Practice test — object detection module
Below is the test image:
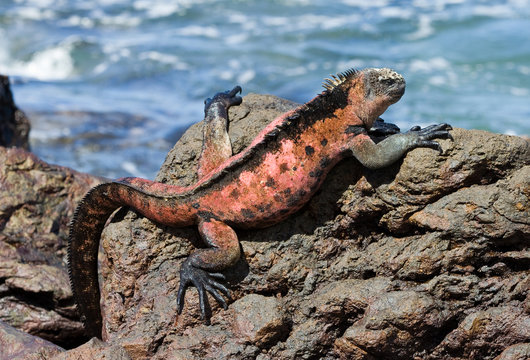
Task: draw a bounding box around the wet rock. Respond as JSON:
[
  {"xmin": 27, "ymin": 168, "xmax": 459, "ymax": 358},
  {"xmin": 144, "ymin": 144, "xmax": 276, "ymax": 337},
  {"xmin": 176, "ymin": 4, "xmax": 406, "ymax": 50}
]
[
  {"xmin": 0, "ymin": 146, "xmax": 102, "ymax": 347},
  {"xmin": 0, "ymin": 75, "xmax": 30, "ymax": 149}
]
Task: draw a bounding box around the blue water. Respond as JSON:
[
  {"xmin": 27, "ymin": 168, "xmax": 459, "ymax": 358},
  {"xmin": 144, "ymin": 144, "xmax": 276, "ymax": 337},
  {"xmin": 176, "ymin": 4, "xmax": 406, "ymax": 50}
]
[{"xmin": 1, "ymin": 0, "xmax": 529, "ymax": 178}]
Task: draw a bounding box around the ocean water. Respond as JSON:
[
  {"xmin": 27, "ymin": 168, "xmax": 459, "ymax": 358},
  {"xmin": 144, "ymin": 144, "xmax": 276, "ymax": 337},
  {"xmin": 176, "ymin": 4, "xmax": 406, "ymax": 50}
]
[{"xmin": 1, "ymin": 0, "xmax": 529, "ymax": 179}]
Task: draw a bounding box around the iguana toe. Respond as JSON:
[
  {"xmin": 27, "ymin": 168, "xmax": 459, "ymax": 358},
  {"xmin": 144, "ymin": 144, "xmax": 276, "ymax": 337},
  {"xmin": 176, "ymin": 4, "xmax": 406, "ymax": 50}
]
[
  {"xmin": 176, "ymin": 259, "xmax": 232, "ymax": 321},
  {"xmin": 204, "ymin": 86, "xmax": 243, "ymax": 112}
]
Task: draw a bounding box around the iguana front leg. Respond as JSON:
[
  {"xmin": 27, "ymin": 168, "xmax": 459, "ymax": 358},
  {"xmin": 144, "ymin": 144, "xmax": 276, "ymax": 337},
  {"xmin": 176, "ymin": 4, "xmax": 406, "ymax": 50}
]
[
  {"xmin": 176, "ymin": 218, "xmax": 240, "ymax": 320},
  {"xmin": 351, "ymin": 123, "xmax": 452, "ymax": 169},
  {"xmin": 368, "ymin": 117, "xmax": 401, "ymax": 137}
]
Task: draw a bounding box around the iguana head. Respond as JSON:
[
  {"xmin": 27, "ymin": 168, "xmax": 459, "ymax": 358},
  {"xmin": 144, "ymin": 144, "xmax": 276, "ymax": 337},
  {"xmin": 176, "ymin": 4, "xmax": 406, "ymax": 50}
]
[{"xmin": 323, "ymin": 67, "xmax": 406, "ymax": 129}]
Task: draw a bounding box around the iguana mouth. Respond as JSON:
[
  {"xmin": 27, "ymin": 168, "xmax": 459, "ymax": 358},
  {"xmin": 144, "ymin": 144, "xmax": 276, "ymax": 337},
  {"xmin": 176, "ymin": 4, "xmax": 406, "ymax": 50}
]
[{"xmin": 389, "ymin": 81, "xmax": 406, "ymax": 101}]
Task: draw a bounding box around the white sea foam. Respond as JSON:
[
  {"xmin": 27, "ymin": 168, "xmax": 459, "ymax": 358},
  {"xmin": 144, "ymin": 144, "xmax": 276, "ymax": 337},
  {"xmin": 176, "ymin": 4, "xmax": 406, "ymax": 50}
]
[
  {"xmin": 138, "ymin": 51, "xmax": 189, "ymax": 70},
  {"xmin": 13, "ymin": 6, "xmax": 55, "ymax": 20},
  {"xmin": 99, "ymin": 13, "xmax": 142, "ymax": 27},
  {"xmin": 133, "ymin": 0, "xmax": 180, "ymax": 18},
  {"xmin": 225, "ymin": 33, "xmax": 248, "ymax": 45},
  {"xmin": 341, "ymin": 0, "xmax": 389, "ymax": 8},
  {"xmin": 175, "ymin": 25, "xmax": 220, "ymax": 38},
  {"xmin": 428, "ymin": 76, "xmax": 447, "ymax": 86},
  {"xmin": 61, "ymin": 15, "xmax": 96, "ymax": 28},
  {"xmin": 5, "ymin": 43, "xmax": 74, "ymax": 81},
  {"xmin": 518, "ymin": 66, "xmax": 530, "ymax": 75},
  {"xmin": 237, "ymin": 70, "xmax": 256, "ymax": 84},
  {"xmin": 407, "ymin": 14, "xmax": 434, "ymax": 40},
  {"xmin": 122, "ymin": 161, "xmax": 145, "ymax": 177},
  {"xmin": 285, "ymin": 66, "xmax": 308, "ymax": 77},
  {"xmin": 412, "ymin": 0, "xmax": 465, "ymax": 11},
  {"xmin": 473, "ymin": 5, "xmax": 516, "ymax": 18},
  {"xmin": 509, "ymin": 87, "xmax": 529, "ymax": 97},
  {"xmin": 257, "ymin": 13, "xmax": 363, "ymax": 34},
  {"xmin": 379, "ymin": 6, "xmax": 414, "ymax": 19},
  {"xmin": 409, "ymin": 57, "xmax": 451, "ymax": 73}
]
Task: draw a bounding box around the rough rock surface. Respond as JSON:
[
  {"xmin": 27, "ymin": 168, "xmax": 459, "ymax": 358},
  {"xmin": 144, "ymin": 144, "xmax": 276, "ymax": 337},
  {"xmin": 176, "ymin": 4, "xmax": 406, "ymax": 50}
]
[
  {"xmin": 2, "ymin": 93, "xmax": 529, "ymax": 359},
  {"xmin": 0, "ymin": 320, "xmax": 64, "ymax": 359},
  {"xmin": 0, "ymin": 75, "xmax": 30, "ymax": 150},
  {"xmin": 0, "ymin": 146, "xmax": 102, "ymax": 348}
]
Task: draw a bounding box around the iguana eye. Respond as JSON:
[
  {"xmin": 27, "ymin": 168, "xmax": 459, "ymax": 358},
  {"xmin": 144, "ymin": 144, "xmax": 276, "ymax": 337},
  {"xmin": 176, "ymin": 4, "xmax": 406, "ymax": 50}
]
[{"xmin": 380, "ymin": 78, "xmax": 395, "ymax": 85}]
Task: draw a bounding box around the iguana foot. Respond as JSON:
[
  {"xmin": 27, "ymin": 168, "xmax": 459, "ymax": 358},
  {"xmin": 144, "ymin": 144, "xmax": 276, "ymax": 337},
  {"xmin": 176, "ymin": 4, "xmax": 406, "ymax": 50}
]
[
  {"xmin": 369, "ymin": 117, "xmax": 401, "ymax": 137},
  {"xmin": 204, "ymin": 86, "xmax": 242, "ymax": 113},
  {"xmin": 407, "ymin": 123, "xmax": 453, "ymax": 153},
  {"xmin": 176, "ymin": 258, "xmax": 232, "ymax": 322}
]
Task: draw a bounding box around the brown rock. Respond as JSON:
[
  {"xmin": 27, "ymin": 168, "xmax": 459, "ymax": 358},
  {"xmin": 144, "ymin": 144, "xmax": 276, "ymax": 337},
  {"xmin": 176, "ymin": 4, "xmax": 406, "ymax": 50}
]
[
  {"xmin": 0, "ymin": 320, "xmax": 64, "ymax": 359},
  {"xmin": 494, "ymin": 343, "xmax": 530, "ymax": 360},
  {"xmin": 5, "ymin": 93, "xmax": 526, "ymax": 359},
  {"xmin": 334, "ymin": 291, "xmax": 453, "ymax": 359},
  {"xmin": 0, "ymin": 146, "xmax": 102, "ymax": 347},
  {"xmin": 94, "ymin": 94, "xmax": 528, "ymax": 359},
  {"xmin": 52, "ymin": 338, "xmax": 132, "ymax": 360},
  {"xmin": 230, "ymin": 294, "xmax": 288, "ymax": 348},
  {"xmin": 0, "ymin": 75, "xmax": 30, "ymax": 150},
  {"xmin": 429, "ymin": 305, "xmax": 530, "ymax": 359}
]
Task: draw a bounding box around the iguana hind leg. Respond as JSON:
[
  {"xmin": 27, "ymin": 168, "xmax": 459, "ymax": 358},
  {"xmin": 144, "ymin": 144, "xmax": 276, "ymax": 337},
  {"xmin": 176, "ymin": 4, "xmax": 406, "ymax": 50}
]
[
  {"xmin": 176, "ymin": 218, "xmax": 240, "ymax": 321},
  {"xmin": 178, "ymin": 87, "xmax": 242, "ymax": 320},
  {"xmin": 197, "ymin": 86, "xmax": 242, "ymax": 179}
]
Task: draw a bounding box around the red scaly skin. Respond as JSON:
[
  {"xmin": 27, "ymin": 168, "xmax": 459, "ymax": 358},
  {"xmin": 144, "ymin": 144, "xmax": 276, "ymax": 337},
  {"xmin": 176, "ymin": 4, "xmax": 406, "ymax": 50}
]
[{"xmin": 68, "ymin": 68, "xmax": 452, "ymax": 338}]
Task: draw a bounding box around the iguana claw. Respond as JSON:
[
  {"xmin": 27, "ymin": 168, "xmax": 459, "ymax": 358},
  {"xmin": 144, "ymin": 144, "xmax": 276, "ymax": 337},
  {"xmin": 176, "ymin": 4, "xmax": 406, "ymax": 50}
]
[
  {"xmin": 176, "ymin": 258, "xmax": 232, "ymax": 321},
  {"xmin": 204, "ymin": 86, "xmax": 243, "ymax": 111},
  {"xmin": 407, "ymin": 123, "xmax": 453, "ymax": 153}
]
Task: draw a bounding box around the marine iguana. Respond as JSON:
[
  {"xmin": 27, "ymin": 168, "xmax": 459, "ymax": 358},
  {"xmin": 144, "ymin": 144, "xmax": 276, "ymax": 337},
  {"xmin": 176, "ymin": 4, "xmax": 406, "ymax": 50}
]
[{"xmin": 68, "ymin": 68, "xmax": 452, "ymax": 339}]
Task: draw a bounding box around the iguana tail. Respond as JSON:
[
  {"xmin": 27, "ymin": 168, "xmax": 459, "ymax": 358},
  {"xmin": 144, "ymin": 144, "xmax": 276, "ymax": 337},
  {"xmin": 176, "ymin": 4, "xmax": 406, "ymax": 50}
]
[
  {"xmin": 68, "ymin": 179, "xmax": 196, "ymax": 339},
  {"xmin": 68, "ymin": 183, "xmax": 122, "ymax": 339}
]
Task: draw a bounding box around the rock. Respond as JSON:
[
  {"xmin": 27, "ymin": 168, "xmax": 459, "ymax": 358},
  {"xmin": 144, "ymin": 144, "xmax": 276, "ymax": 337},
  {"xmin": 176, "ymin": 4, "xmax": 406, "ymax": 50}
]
[
  {"xmin": 4, "ymin": 93, "xmax": 528, "ymax": 359},
  {"xmin": 0, "ymin": 146, "xmax": 102, "ymax": 347},
  {"xmin": 334, "ymin": 290, "xmax": 453, "ymax": 359},
  {"xmin": 0, "ymin": 75, "xmax": 30, "ymax": 149},
  {"xmin": 0, "ymin": 320, "xmax": 64, "ymax": 359},
  {"xmin": 52, "ymin": 338, "xmax": 132, "ymax": 360},
  {"xmin": 494, "ymin": 343, "xmax": 530, "ymax": 360},
  {"xmin": 230, "ymin": 294, "xmax": 288, "ymax": 348},
  {"xmin": 89, "ymin": 93, "xmax": 530, "ymax": 359},
  {"xmin": 93, "ymin": 94, "xmax": 529, "ymax": 359},
  {"xmin": 428, "ymin": 305, "xmax": 530, "ymax": 360}
]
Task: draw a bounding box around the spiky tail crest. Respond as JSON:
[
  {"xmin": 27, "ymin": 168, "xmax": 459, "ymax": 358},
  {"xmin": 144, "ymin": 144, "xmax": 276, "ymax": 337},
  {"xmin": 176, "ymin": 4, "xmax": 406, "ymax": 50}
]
[{"xmin": 67, "ymin": 183, "xmax": 122, "ymax": 339}]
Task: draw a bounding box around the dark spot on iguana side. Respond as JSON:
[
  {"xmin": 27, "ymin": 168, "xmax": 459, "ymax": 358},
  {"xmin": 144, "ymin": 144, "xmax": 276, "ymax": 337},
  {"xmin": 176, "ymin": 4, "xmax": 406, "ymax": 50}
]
[{"xmin": 241, "ymin": 208, "xmax": 255, "ymax": 219}]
